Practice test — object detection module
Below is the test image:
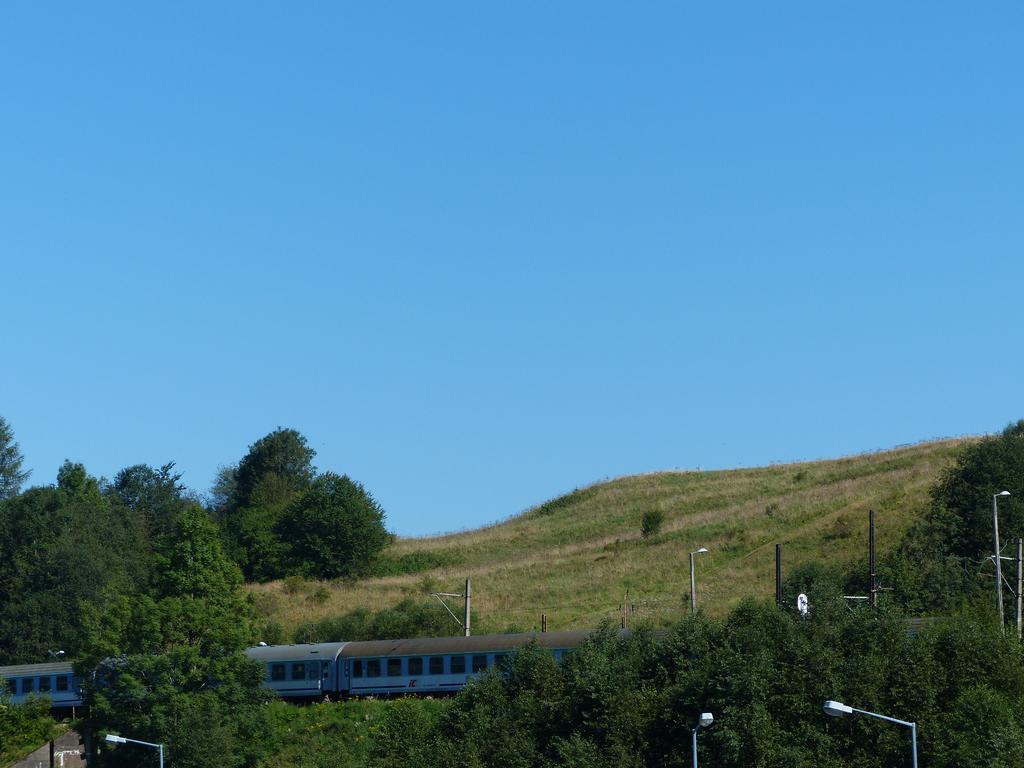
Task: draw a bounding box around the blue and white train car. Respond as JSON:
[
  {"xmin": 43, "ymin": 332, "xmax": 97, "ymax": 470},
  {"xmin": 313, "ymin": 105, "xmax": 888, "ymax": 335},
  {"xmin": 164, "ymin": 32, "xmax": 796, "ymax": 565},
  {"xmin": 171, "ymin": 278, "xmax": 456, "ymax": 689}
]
[
  {"xmin": 337, "ymin": 630, "xmax": 586, "ymax": 697},
  {"xmin": 245, "ymin": 631, "xmax": 588, "ymax": 700},
  {"xmin": 244, "ymin": 642, "xmax": 348, "ymax": 699},
  {"xmin": 0, "ymin": 661, "xmax": 84, "ymax": 709}
]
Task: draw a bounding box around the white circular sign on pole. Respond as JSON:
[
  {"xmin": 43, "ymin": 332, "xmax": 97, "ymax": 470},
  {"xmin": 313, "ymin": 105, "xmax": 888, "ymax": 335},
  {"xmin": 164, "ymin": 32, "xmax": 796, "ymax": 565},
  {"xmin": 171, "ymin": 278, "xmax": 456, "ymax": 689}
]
[{"xmin": 797, "ymin": 593, "xmax": 809, "ymax": 616}]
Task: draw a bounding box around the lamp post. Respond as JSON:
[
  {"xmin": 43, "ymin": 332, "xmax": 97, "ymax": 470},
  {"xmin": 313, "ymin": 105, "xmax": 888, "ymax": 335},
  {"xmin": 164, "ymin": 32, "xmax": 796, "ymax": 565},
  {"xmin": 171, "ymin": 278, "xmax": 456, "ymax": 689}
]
[
  {"xmin": 823, "ymin": 700, "xmax": 917, "ymax": 768},
  {"xmin": 690, "ymin": 711, "xmax": 713, "ymax": 768},
  {"xmin": 994, "ymin": 491, "xmax": 1011, "ymax": 628},
  {"xmin": 689, "ymin": 547, "xmax": 708, "ymax": 613},
  {"xmin": 105, "ymin": 733, "xmax": 164, "ymax": 768}
]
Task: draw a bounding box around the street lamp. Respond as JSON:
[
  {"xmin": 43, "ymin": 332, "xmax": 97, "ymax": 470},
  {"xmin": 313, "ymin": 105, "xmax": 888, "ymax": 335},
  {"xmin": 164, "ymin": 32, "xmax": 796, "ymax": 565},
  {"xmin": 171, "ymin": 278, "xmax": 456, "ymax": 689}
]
[
  {"xmin": 689, "ymin": 547, "xmax": 708, "ymax": 613},
  {"xmin": 690, "ymin": 712, "xmax": 713, "ymax": 768},
  {"xmin": 994, "ymin": 491, "xmax": 1011, "ymax": 628},
  {"xmin": 105, "ymin": 733, "xmax": 165, "ymax": 768},
  {"xmin": 823, "ymin": 700, "xmax": 917, "ymax": 768}
]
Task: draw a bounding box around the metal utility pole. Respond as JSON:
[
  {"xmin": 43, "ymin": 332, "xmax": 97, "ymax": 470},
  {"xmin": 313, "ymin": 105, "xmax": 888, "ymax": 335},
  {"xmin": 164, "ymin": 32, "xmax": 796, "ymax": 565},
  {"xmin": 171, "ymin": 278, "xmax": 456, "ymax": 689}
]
[
  {"xmin": 994, "ymin": 492, "xmax": 1010, "ymax": 628},
  {"xmin": 689, "ymin": 553, "xmax": 697, "ymax": 613},
  {"xmin": 775, "ymin": 544, "xmax": 783, "ymax": 608},
  {"xmin": 431, "ymin": 579, "xmax": 472, "ymax": 636},
  {"xmin": 869, "ymin": 510, "xmax": 878, "ymax": 608},
  {"xmin": 1017, "ymin": 538, "xmax": 1022, "ymax": 641}
]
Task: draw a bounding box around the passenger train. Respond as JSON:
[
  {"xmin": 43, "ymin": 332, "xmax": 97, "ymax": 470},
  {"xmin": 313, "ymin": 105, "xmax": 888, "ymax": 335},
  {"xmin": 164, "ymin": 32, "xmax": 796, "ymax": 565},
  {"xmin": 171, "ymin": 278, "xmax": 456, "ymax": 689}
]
[{"xmin": 0, "ymin": 630, "xmax": 588, "ymax": 708}]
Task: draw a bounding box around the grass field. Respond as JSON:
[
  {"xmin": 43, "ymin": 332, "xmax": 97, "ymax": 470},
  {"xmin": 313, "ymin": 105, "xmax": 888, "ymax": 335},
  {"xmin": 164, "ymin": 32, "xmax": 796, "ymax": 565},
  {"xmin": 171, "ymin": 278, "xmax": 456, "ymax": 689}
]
[{"xmin": 249, "ymin": 439, "xmax": 969, "ymax": 637}]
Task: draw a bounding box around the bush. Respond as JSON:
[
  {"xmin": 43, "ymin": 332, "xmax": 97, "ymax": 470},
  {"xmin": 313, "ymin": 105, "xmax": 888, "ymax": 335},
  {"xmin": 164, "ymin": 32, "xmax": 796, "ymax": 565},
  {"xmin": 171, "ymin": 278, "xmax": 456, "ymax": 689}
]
[{"xmin": 641, "ymin": 509, "xmax": 665, "ymax": 538}]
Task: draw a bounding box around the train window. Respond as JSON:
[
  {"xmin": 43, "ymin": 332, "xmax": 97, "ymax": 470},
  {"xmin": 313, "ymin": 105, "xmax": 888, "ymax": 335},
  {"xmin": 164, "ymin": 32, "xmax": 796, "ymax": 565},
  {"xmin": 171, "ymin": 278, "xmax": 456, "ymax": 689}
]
[
  {"xmin": 271, "ymin": 664, "xmax": 285, "ymax": 681},
  {"xmin": 291, "ymin": 663, "xmax": 305, "ymax": 680},
  {"xmin": 352, "ymin": 660, "xmax": 363, "ymax": 678},
  {"xmin": 56, "ymin": 676, "xmax": 69, "ymax": 692},
  {"xmin": 428, "ymin": 657, "xmax": 444, "ymax": 675},
  {"xmin": 408, "ymin": 657, "xmax": 423, "ymax": 675},
  {"xmin": 387, "ymin": 658, "xmax": 402, "ymax": 676},
  {"xmin": 21, "ymin": 678, "xmax": 34, "ymax": 694},
  {"xmin": 494, "ymin": 654, "xmax": 508, "ymax": 669},
  {"xmin": 450, "ymin": 655, "xmax": 465, "ymax": 674},
  {"xmin": 309, "ymin": 663, "xmax": 321, "ymax": 680},
  {"xmin": 39, "ymin": 677, "xmax": 52, "ymax": 692},
  {"xmin": 472, "ymin": 655, "xmax": 488, "ymax": 673},
  {"xmin": 367, "ymin": 659, "xmax": 381, "ymax": 678},
  {"xmin": 3, "ymin": 679, "xmax": 14, "ymax": 695}
]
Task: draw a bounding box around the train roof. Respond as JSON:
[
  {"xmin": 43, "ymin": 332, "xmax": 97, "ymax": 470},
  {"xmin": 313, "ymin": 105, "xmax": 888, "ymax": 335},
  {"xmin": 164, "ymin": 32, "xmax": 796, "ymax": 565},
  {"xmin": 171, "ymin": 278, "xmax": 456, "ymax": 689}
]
[
  {"xmin": 0, "ymin": 661, "xmax": 76, "ymax": 678},
  {"xmin": 244, "ymin": 642, "xmax": 348, "ymax": 663},
  {"xmin": 340, "ymin": 630, "xmax": 590, "ymax": 657}
]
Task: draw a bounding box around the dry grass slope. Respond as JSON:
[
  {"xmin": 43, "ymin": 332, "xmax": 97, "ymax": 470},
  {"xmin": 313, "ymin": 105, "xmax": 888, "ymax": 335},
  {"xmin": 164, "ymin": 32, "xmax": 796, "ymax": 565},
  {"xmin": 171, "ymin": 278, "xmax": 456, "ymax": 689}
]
[{"xmin": 249, "ymin": 439, "xmax": 969, "ymax": 636}]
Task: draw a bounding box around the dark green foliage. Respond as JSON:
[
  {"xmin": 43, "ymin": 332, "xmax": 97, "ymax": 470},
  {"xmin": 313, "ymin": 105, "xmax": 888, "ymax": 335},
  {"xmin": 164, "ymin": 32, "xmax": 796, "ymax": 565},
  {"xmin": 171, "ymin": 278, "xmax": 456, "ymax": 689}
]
[
  {"xmin": 293, "ymin": 597, "xmax": 464, "ymax": 643},
  {"xmin": 83, "ymin": 505, "xmax": 265, "ymax": 768},
  {"xmin": 0, "ymin": 462, "xmax": 145, "ymax": 664},
  {"xmin": 108, "ymin": 462, "xmax": 190, "ymax": 543},
  {"xmin": 372, "ymin": 606, "xmax": 1024, "ymax": 768},
  {"xmin": 532, "ymin": 487, "xmax": 597, "ymax": 517},
  {"xmin": 258, "ymin": 699, "xmax": 434, "ymax": 768},
  {"xmin": 367, "ymin": 550, "xmax": 461, "ymax": 577},
  {"xmin": 217, "ymin": 428, "xmax": 318, "ymax": 580},
  {"xmin": 0, "ymin": 415, "xmax": 30, "ymax": 499},
  {"xmin": 276, "ymin": 472, "xmax": 390, "ymax": 579},
  {"xmin": 641, "ymin": 509, "xmax": 664, "ymax": 538},
  {"xmin": 889, "ymin": 421, "xmax": 1024, "ymax": 615},
  {"xmin": 233, "ymin": 428, "xmax": 316, "ymax": 511},
  {"xmin": 0, "ymin": 688, "xmax": 55, "ymax": 765}
]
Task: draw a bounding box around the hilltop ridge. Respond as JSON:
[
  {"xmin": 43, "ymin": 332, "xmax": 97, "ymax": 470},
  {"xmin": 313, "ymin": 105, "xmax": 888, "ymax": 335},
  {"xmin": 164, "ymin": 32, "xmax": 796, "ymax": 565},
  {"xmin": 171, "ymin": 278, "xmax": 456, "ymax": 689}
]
[{"xmin": 250, "ymin": 438, "xmax": 969, "ymax": 635}]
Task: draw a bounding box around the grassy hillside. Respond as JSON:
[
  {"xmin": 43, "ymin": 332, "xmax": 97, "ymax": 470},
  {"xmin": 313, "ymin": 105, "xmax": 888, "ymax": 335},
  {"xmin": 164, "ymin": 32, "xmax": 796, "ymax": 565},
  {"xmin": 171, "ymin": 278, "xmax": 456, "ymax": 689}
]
[{"xmin": 250, "ymin": 439, "xmax": 969, "ymax": 637}]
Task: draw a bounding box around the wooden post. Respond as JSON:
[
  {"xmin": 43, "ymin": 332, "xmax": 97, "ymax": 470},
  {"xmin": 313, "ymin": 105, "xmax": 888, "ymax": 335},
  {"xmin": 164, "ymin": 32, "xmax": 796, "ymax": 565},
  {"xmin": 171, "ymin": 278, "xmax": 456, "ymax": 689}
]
[
  {"xmin": 50, "ymin": 739, "xmax": 55, "ymax": 767},
  {"xmin": 541, "ymin": 614, "xmax": 547, "ymax": 633}
]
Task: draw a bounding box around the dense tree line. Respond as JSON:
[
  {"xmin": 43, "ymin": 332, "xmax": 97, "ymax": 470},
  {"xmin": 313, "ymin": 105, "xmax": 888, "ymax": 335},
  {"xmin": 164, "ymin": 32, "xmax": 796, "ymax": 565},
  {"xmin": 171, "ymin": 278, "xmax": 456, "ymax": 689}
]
[
  {"xmin": 0, "ymin": 419, "xmax": 391, "ymax": 667},
  {"xmin": 886, "ymin": 420, "xmax": 1024, "ymax": 616},
  {"xmin": 371, "ymin": 606, "xmax": 1024, "ymax": 768}
]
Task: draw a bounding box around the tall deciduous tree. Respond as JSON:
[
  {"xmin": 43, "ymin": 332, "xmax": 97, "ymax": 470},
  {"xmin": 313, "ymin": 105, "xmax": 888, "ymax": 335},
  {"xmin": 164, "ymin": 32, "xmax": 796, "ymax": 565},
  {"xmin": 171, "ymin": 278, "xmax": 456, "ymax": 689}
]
[
  {"xmin": 276, "ymin": 472, "xmax": 390, "ymax": 579},
  {"xmin": 0, "ymin": 462, "xmax": 143, "ymax": 664},
  {"xmin": 217, "ymin": 428, "xmax": 317, "ymax": 580},
  {"xmin": 0, "ymin": 415, "xmax": 30, "ymax": 499}
]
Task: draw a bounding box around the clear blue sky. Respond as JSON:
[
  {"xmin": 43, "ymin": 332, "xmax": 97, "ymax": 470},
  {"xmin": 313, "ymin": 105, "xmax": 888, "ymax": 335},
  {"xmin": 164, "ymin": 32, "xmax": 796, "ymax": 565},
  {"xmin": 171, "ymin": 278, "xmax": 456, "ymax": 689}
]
[{"xmin": 2, "ymin": 3, "xmax": 1021, "ymax": 535}]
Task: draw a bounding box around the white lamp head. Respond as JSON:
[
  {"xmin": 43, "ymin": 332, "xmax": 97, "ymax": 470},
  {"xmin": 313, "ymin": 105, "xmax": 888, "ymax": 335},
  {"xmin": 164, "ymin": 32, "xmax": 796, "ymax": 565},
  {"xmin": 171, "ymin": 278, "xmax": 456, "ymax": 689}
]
[
  {"xmin": 699, "ymin": 712, "xmax": 714, "ymax": 727},
  {"xmin": 823, "ymin": 700, "xmax": 854, "ymax": 717},
  {"xmin": 693, "ymin": 547, "xmax": 708, "ymax": 555},
  {"xmin": 998, "ymin": 491, "xmax": 1011, "ymax": 497},
  {"xmin": 105, "ymin": 734, "xmax": 127, "ymax": 744}
]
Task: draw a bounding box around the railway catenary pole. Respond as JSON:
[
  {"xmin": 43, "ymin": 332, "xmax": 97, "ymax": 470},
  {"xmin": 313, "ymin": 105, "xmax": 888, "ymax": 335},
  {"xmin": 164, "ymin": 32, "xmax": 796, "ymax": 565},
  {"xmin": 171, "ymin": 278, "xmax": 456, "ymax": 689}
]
[
  {"xmin": 775, "ymin": 544, "xmax": 783, "ymax": 608},
  {"xmin": 869, "ymin": 510, "xmax": 877, "ymax": 609},
  {"xmin": 464, "ymin": 578, "xmax": 471, "ymax": 637},
  {"xmin": 1017, "ymin": 538, "xmax": 1023, "ymax": 641},
  {"xmin": 994, "ymin": 492, "xmax": 1010, "ymax": 629}
]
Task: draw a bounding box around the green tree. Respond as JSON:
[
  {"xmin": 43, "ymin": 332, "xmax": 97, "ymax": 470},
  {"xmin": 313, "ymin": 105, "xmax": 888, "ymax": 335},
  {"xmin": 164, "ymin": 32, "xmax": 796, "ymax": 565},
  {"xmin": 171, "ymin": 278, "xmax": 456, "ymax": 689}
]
[
  {"xmin": 230, "ymin": 427, "xmax": 316, "ymax": 512},
  {"xmin": 0, "ymin": 687, "xmax": 55, "ymax": 765},
  {"xmin": 0, "ymin": 415, "xmax": 30, "ymax": 499},
  {"xmin": 0, "ymin": 462, "xmax": 143, "ymax": 664},
  {"xmin": 217, "ymin": 428, "xmax": 317, "ymax": 580},
  {"xmin": 108, "ymin": 462, "xmax": 190, "ymax": 544},
  {"xmin": 890, "ymin": 421, "xmax": 1024, "ymax": 614},
  {"xmin": 276, "ymin": 472, "xmax": 390, "ymax": 579},
  {"xmin": 84, "ymin": 505, "xmax": 265, "ymax": 768}
]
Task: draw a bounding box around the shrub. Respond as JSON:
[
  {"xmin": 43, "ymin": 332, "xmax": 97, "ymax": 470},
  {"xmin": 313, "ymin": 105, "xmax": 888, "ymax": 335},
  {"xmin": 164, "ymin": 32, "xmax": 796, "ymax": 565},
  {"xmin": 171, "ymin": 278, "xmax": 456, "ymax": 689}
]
[{"xmin": 641, "ymin": 509, "xmax": 665, "ymax": 538}]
